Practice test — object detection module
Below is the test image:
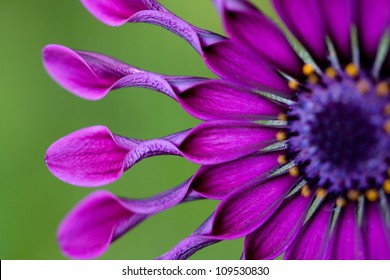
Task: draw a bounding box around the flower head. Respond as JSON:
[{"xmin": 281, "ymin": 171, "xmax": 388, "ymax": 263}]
[{"xmin": 43, "ymin": 0, "xmax": 390, "ymax": 259}]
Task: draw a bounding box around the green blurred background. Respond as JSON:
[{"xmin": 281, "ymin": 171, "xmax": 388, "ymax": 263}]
[{"xmin": 0, "ymin": 0, "xmax": 277, "ymax": 259}]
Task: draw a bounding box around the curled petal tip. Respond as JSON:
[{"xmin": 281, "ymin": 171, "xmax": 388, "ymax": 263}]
[
  {"xmin": 42, "ymin": 44, "xmax": 113, "ymax": 100},
  {"xmin": 57, "ymin": 190, "xmax": 137, "ymax": 259},
  {"xmin": 80, "ymin": 0, "xmax": 162, "ymax": 26}
]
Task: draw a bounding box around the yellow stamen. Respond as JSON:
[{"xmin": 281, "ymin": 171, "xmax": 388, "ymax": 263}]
[
  {"xmin": 347, "ymin": 189, "xmax": 360, "ymax": 201},
  {"xmin": 276, "ymin": 131, "xmax": 287, "ymax": 141},
  {"xmin": 288, "ymin": 79, "xmax": 300, "ymax": 90},
  {"xmin": 384, "ymin": 120, "xmax": 390, "ymax": 133},
  {"xmin": 301, "ymin": 184, "xmax": 311, "ymax": 197},
  {"xmin": 316, "ymin": 188, "xmax": 327, "ymax": 199},
  {"xmin": 308, "ymin": 74, "xmax": 319, "ymax": 84},
  {"xmin": 277, "ymin": 155, "xmax": 287, "ymax": 165},
  {"xmin": 325, "ymin": 67, "xmax": 337, "ymax": 79},
  {"xmin": 365, "ymin": 188, "xmax": 379, "ymax": 202},
  {"xmin": 376, "ymin": 81, "xmax": 389, "ymax": 97},
  {"xmin": 277, "ymin": 113, "xmax": 288, "ymax": 121},
  {"xmin": 345, "ymin": 63, "xmax": 359, "ymax": 77},
  {"xmin": 356, "ymin": 79, "xmax": 370, "ymax": 94},
  {"xmin": 302, "ymin": 64, "xmax": 315, "ymax": 76},
  {"xmin": 383, "ymin": 179, "xmax": 390, "ymax": 194},
  {"xmin": 336, "ymin": 197, "xmax": 347, "ymax": 207},
  {"xmin": 384, "ymin": 104, "xmax": 390, "ymax": 116},
  {"xmin": 289, "ymin": 166, "xmax": 300, "ymax": 177}
]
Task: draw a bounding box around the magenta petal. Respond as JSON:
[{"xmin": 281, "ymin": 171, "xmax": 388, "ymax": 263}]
[
  {"xmin": 191, "ymin": 152, "xmax": 281, "ymax": 199},
  {"xmin": 42, "ymin": 44, "xmax": 205, "ymax": 101},
  {"xmin": 81, "ymin": 0, "xmax": 224, "ymax": 54},
  {"xmin": 203, "ymin": 40, "xmax": 290, "ymax": 93},
  {"xmin": 80, "ymin": 0, "xmax": 165, "ymax": 26},
  {"xmin": 158, "ymin": 235, "xmax": 218, "ymax": 260},
  {"xmin": 285, "ymin": 201, "xmax": 334, "ymax": 260},
  {"xmin": 179, "ymin": 121, "xmax": 278, "ymax": 164},
  {"xmin": 214, "ymin": 0, "xmax": 302, "ymax": 76},
  {"xmin": 272, "ymin": 0, "xmax": 327, "ymax": 64},
  {"xmin": 319, "ymin": 0, "xmax": 353, "ymax": 62},
  {"xmin": 59, "ymin": 180, "xmax": 195, "ymax": 259},
  {"xmin": 178, "ymin": 80, "xmax": 283, "ymax": 120},
  {"xmin": 58, "ymin": 190, "xmax": 146, "ymax": 259},
  {"xmin": 362, "ymin": 202, "xmax": 390, "ymax": 259},
  {"xmin": 326, "ymin": 203, "xmax": 365, "ymax": 260},
  {"xmin": 45, "ymin": 45, "xmax": 281, "ymax": 121},
  {"xmin": 209, "ymin": 174, "xmax": 297, "ymax": 239},
  {"xmin": 243, "ymin": 192, "xmax": 313, "ymax": 260},
  {"xmin": 357, "ymin": 0, "xmax": 390, "ymax": 63},
  {"xmin": 46, "ymin": 126, "xmax": 185, "ymax": 187},
  {"xmin": 46, "ymin": 126, "xmax": 133, "ymax": 187},
  {"xmin": 81, "ymin": 0, "xmax": 290, "ymax": 93}
]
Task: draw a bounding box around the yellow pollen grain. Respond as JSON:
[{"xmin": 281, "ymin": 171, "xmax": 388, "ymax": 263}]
[
  {"xmin": 316, "ymin": 188, "xmax": 327, "ymax": 199},
  {"xmin": 302, "ymin": 64, "xmax": 315, "ymax": 76},
  {"xmin": 277, "ymin": 113, "xmax": 288, "ymax": 121},
  {"xmin": 336, "ymin": 197, "xmax": 347, "ymax": 207},
  {"xmin": 384, "ymin": 120, "xmax": 390, "ymax": 133},
  {"xmin": 356, "ymin": 79, "xmax": 370, "ymax": 94},
  {"xmin": 289, "ymin": 166, "xmax": 300, "ymax": 177},
  {"xmin": 347, "ymin": 189, "xmax": 360, "ymax": 201},
  {"xmin": 288, "ymin": 79, "xmax": 300, "ymax": 90},
  {"xmin": 301, "ymin": 184, "xmax": 311, "ymax": 198},
  {"xmin": 383, "ymin": 179, "xmax": 390, "ymax": 194},
  {"xmin": 276, "ymin": 131, "xmax": 287, "ymax": 141},
  {"xmin": 376, "ymin": 81, "xmax": 389, "ymax": 97},
  {"xmin": 345, "ymin": 63, "xmax": 359, "ymax": 77},
  {"xmin": 384, "ymin": 104, "xmax": 390, "ymax": 116},
  {"xmin": 277, "ymin": 155, "xmax": 287, "ymax": 165},
  {"xmin": 325, "ymin": 67, "xmax": 337, "ymax": 79},
  {"xmin": 308, "ymin": 74, "xmax": 319, "ymax": 84},
  {"xmin": 365, "ymin": 189, "xmax": 379, "ymax": 202}
]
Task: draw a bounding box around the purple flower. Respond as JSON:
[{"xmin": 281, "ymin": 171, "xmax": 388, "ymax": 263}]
[{"xmin": 43, "ymin": 0, "xmax": 390, "ymax": 259}]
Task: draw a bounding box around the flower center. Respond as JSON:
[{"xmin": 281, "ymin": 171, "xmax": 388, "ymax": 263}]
[{"xmin": 285, "ymin": 64, "xmax": 390, "ymax": 203}]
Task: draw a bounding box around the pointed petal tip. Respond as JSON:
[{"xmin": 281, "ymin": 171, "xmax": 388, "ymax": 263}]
[
  {"xmin": 42, "ymin": 44, "xmax": 110, "ymax": 100},
  {"xmin": 57, "ymin": 190, "xmax": 130, "ymax": 259},
  {"xmin": 45, "ymin": 126, "xmax": 128, "ymax": 187}
]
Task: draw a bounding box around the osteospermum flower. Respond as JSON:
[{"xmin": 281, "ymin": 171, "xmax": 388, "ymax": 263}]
[{"xmin": 43, "ymin": 0, "xmax": 390, "ymax": 259}]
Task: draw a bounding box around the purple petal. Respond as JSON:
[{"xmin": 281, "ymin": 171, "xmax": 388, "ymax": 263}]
[
  {"xmin": 325, "ymin": 203, "xmax": 365, "ymax": 259},
  {"xmin": 44, "ymin": 45, "xmax": 284, "ymax": 120},
  {"xmin": 191, "ymin": 152, "xmax": 282, "ymax": 199},
  {"xmin": 42, "ymin": 44, "xmax": 203, "ymax": 101},
  {"xmin": 59, "ymin": 180, "xmax": 194, "ymax": 259},
  {"xmin": 158, "ymin": 214, "xmax": 218, "ymax": 259},
  {"xmin": 178, "ymin": 121, "xmax": 278, "ymax": 164},
  {"xmin": 158, "ymin": 235, "xmax": 218, "ymax": 260},
  {"xmin": 58, "ymin": 190, "xmax": 147, "ymax": 259},
  {"xmin": 214, "ymin": 0, "xmax": 302, "ymax": 76},
  {"xmin": 80, "ymin": 1, "xmax": 291, "ymax": 93},
  {"xmin": 272, "ymin": 0, "xmax": 327, "ymax": 64},
  {"xmin": 81, "ymin": 0, "xmax": 222, "ymax": 54},
  {"xmin": 46, "ymin": 126, "xmax": 133, "ymax": 187},
  {"xmin": 178, "ymin": 80, "xmax": 284, "ymax": 120},
  {"xmin": 208, "ymin": 174, "xmax": 298, "ymax": 239},
  {"xmin": 361, "ymin": 202, "xmax": 390, "ymax": 259},
  {"xmin": 203, "ymin": 40, "xmax": 290, "ymax": 93},
  {"xmin": 243, "ymin": 192, "xmax": 313, "ymax": 260},
  {"xmin": 284, "ymin": 201, "xmax": 334, "ymax": 260},
  {"xmin": 80, "ymin": 0, "xmax": 166, "ymax": 26},
  {"xmin": 319, "ymin": 0, "xmax": 354, "ymax": 62},
  {"xmin": 357, "ymin": 0, "xmax": 390, "ymax": 63},
  {"xmin": 46, "ymin": 126, "xmax": 183, "ymax": 187}
]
